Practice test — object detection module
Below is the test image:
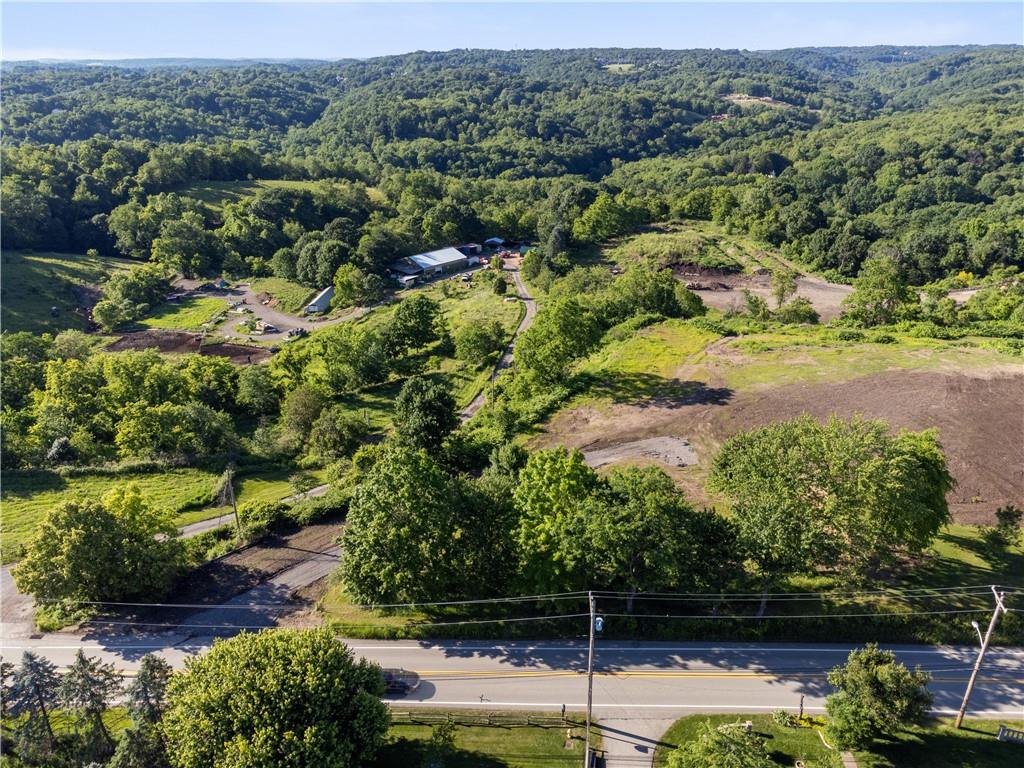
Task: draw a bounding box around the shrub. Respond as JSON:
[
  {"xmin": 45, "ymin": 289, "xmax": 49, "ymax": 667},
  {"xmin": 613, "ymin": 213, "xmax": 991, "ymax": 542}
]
[{"xmin": 237, "ymin": 501, "xmax": 289, "ymax": 538}]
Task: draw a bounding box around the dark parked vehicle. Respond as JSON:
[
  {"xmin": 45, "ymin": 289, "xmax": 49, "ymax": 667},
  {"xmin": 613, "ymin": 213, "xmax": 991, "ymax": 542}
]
[{"xmin": 381, "ymin": 668, "xmax": 420, "ymax": 694}]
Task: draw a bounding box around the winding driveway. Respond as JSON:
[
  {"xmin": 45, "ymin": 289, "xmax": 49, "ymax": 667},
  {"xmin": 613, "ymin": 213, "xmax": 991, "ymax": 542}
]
[{"xmin": 461, "ymin": 264, "xmax": 537, "ymax": 421}]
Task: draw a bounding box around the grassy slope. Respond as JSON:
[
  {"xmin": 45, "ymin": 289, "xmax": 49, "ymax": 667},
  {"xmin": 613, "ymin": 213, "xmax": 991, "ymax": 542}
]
[
  {"xmin": 248, "ymin": 277, "xmax": 315, "ymax": 314},
  {"xmin": 603, "ymin": 221, "xmax": 773, "ymax": 274},
  {"xmin": 0, "ymin": 468, "xmax": 220, "ymax": 561},
  {"xmin": 654, "ymin": 715, "xmax": 1024, "ymax": 768},
  {"xmin": 137, "ymin": 295, "xmax": 227, "ymax": 330},
  {"xmin": 0, "ymin": 251, "xmax": 134, "ymax": 334}
]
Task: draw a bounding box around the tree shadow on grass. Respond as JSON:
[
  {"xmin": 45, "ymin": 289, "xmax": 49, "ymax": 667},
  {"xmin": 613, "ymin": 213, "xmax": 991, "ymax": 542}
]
[
  {"xmin": 860, "ymin": 722, "xmax": 1019, "ymax": 768},
  {"xmin": 574, "ymin": 372, "xmax": 733, "ymax": 409},
  {"xmin": 372, "ymin": 739, "xmax": 515, "ymax": 768}
]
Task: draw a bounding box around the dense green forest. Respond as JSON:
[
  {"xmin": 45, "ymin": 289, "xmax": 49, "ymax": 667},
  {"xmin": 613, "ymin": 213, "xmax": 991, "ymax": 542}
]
[{"xmin": 2, "ymin": 45, "xmax": 1021, "ymax": 285}]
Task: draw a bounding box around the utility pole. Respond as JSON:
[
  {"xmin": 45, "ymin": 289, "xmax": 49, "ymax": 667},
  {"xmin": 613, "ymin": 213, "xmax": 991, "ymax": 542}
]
[
  {"xmin": 955, "ymin": 585, "xmax": 1007, "ymax": 729},
  {"xmin": 223, "ymin": 466, "xmax": 242, "ymax": 538},
  {"xmin": 583, "ymin": 591, "xmax": 595, "ymax": 768}
]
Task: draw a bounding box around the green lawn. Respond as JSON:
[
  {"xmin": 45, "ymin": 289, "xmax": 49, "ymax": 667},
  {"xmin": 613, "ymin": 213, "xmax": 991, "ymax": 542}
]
[
  {"xmin": 654, "ymin": 714, "xmax": 838, "ymax": 767},
  {"xmin": 654, "ymin": 715, "xmax": 1024, "ymax": 768},
  {"xmin": 0, "ymin": 250, "xmax": 134, "ymax": 334},
  {"xmin": 0, "ymin": 468, "xmax": 221, "ymax": 562},
  {"xmin": 137, "ymin": 295, "xmax": 227, "ymax": 330},
  {"xmin": 248, "ymin": 277, "xmax": 315, "ymax": 314},
  {"xmin": 375, "ymin": 714, "xmax": 592, "ymax": 768},
  {"xmin": 0, "ymin": 463, "xmax": 329, "ymax": 562}
]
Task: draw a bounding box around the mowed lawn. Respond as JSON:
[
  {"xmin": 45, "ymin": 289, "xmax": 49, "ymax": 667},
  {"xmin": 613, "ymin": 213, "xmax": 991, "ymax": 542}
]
[
  {"xmin": 653, "ymin": 715, "xmax": 1024, "ymax": 768},
  {"xmin": 138, "ymin": 295, "xmax": 227, "ymax": 330},
  {"xmin": 0, "ymin": 250, "xmax": 134, "ymax": 334},
  {"xmin": 375, "ymin": 716, "xmax": 591, "ymax": 768}
]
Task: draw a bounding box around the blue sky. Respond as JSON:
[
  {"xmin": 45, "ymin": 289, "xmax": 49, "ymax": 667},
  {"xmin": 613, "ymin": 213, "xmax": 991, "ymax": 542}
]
[{"xmin": 3, "ymin": 2, "xmax": 1021, "ymax": 61}]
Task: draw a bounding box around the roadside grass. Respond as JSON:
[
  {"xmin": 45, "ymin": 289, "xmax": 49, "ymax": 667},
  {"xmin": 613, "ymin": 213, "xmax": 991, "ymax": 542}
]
[
  {"xmin": 0, "ymin": 250, "xmax": 134, "ymax": 334},
  {"xmin": 248, "ymin": 276, "xmax": 315, "ymax": 314},
  {"xmin": 137, "ymin": 295, "xmax": 227, "ymax": 331},
  {"xmin": 375, "ymin": 712, "xmax": 593, "ymax": 768},
  {"xmin": 172, "ymin": 178, "xmax": 322, "ymax": 212},
  {"xmin": 654, "ymin": 715, "xmax": 1024, "ymax": 768},
  {"xmin": 653, "ymin": 714, "xmax": 838, "ymax": 767}
]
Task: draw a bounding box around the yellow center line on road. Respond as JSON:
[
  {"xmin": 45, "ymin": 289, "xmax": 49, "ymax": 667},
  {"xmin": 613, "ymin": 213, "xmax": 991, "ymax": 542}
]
[{"xmin": 406, "ymin": 669, "xmax": 1020, "ymax": 682}]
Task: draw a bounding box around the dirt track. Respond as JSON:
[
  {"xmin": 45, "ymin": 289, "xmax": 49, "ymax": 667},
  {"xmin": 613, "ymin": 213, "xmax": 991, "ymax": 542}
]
[{"xmin": 539, "ymin": 370, "xmax": 1024, "ymax": 524}]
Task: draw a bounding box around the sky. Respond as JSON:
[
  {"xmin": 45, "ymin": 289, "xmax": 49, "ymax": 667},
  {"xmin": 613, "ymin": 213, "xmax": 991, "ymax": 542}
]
[{"xmin": 2, "ymin": 1, "xmax": 1021, "ymax": 61}]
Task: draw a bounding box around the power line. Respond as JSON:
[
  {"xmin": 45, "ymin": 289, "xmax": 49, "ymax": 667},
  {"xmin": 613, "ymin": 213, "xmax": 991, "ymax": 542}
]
[{"xmin": 601, "ymin": 608, "xmax": 994, "ymax": 620}]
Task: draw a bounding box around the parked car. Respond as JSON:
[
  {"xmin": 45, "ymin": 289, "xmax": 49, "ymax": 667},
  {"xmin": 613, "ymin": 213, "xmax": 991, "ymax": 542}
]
[{"xmin": 381, "ymin": 668, "xmax": 420, "ymax": 695}]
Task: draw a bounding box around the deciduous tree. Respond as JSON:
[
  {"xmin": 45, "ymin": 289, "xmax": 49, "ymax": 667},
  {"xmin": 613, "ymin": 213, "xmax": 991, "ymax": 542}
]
[{"xmin": 162, "ymin": 629, "xmax": 389, "ymax": 768}]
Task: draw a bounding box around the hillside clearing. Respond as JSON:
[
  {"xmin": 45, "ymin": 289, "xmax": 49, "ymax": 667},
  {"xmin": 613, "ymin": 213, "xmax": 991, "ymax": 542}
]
[
  {"xmin": 0, "ymin": 250, "xmax": 134, "ymax": 334},
  {"xmin": 537, "ymin": 320, "xmax": 1023, "ymax": 522},
  {"xmin": 138, "ymin": 295, "xmax": 228, "ymax": 330}
]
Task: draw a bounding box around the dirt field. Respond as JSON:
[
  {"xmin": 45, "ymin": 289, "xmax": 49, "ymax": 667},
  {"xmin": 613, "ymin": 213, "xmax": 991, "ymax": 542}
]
[
  {"xmin": 583, "ymin": 436, "xmax": 697, "ymax": 469},
  {"xmin": 687, "ymin": 270, "xmax": 853, "ymax": 321},
  {"xmin": 171, "ymin": 518, "xmax": 343, "ymax": 606},
  {"xmin": 106, "ymin": 329, "xmax": 272, "ymax": 363},
  {"xmin": 538, "ymin": 370, "xmax": 1024, "ymax": 524}
]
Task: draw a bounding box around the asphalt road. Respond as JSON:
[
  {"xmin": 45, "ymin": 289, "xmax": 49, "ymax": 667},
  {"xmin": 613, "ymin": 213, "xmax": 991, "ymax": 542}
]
[{"xmin": 2, "ymin": 635, "xmax": 1021, "ymax": 720}]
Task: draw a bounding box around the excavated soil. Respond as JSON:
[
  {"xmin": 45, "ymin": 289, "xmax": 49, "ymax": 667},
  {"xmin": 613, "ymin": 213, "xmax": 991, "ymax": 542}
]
[
  {"xmin": 539, "ymin": 370, "xmax": 1024, "ymax": 524},
  {"xmin": 107, "ymin": 329, "xmax": 271, "ymax": 363}
]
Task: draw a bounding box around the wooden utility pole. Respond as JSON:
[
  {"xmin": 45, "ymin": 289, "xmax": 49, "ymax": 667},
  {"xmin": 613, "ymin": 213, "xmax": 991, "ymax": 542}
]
[
  {"xmin": 955, "ymin": 585, "xmax": 1007, "ymax": 729},
  {"xmin": 224, "ymin": 467, "xmax": 242, "ymax": 538},
  {"xmin": 583, "ymin": 591, "xmax": 595, "ymax": 768}
]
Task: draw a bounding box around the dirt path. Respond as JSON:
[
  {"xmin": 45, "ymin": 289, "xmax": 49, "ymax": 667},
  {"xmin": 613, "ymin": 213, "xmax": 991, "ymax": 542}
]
[{"xmin": 461, "ymin": 264, "xmax": 537, "ymax": 421}]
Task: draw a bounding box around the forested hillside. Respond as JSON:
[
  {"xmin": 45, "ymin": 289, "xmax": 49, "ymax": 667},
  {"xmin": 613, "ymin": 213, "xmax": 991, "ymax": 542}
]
[{"xmin": 2, "ymin": 45, "xmax": 1021, "ymax": 287}]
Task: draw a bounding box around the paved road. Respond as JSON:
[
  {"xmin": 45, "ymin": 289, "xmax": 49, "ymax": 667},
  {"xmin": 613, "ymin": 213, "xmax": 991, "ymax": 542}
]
[
  {"xmin": 461, "ymin": 264, "xmax": 537, "ymax": 421},
  {"xmin": 2, "ymin": 636, "xmax": 1020, "ymax": 721}
]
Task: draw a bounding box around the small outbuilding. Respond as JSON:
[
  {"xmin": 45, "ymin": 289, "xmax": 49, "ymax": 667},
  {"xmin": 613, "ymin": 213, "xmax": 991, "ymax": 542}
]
[
  {"xmin": 305, "ymin": 286, "xmax": 335, "ymax": 314},
  {"xmin": 483, "ymin": 237, "xmax": 505, "ymax": 248}
]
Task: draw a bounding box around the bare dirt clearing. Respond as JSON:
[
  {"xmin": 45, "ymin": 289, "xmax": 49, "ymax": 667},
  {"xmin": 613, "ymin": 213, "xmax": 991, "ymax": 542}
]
[
  {"xmin": 539, "ymin": 370, "xmax": 1024, "ymax": 523},
  {"xmin": 106, "ymin": 329, "xmax": 272, "ymax": 363},
  {"xmin": 582, "ymin": 436, "xmax": 697, "ymax": 469},
  {"xmin": 689, "ymin": 270, "xmax": 853, "ymax": 321}
]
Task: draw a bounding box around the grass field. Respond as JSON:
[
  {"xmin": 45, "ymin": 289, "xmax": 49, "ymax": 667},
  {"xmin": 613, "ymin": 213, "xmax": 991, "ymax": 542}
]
[
  {"xmin": 0, "ymin": 467, "xmax": 221, "ymax": 561},
  {"xmin": 375, "ymin": 714, "xmax": 592, "ymax": 767},
  {"xmin": 248, "ymin": 276, "xmax": 315, "ymax": 314},
  {"xmin": 172, "ymin": 179, "xmax": 322, "ymax": 212},
  {"xmin": 0, "ymin": 464, "xmax": 318, "ymax": 562},
  {"xmin": 0, "ymin": 250, "xmax": 134, "ymax": 334},
  {"xmin": 137, "ymin": 295, "xmax": 227, "ymax": 330},
  {"xmin": 653, "ymin": 715, "xmax": 1024, "ymax": 768}
]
